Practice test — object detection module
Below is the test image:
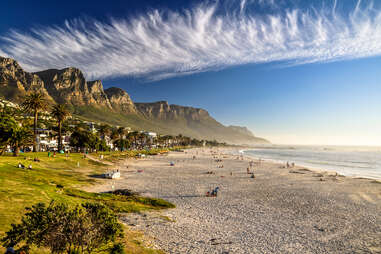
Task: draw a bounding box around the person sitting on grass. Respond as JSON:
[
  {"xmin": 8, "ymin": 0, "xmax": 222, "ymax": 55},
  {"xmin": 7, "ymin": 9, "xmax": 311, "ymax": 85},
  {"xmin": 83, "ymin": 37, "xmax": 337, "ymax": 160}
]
[{"xmin": 5, "ymin": 247, "xmax": 15, "ymax": 254}]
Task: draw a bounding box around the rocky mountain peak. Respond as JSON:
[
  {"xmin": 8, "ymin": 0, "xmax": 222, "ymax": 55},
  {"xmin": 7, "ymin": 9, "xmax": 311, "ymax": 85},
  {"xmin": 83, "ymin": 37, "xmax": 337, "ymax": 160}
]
[
  {"xmin": 104, "ymin": 87, "xmax": 136, "ymax": 113},
  {"xmin": 34, "ymin": 68, "xmax": 111, "ymax": 108},
  {"xmin": 0, "ymin": 56, "xmax": 52, "ymax": 102},
  {"xmin": 87, "ymin": 80, "xmax": 103, "ymax": 94},
  {"xmin": 135, "ymin": 101, "xmax": 210, "ymax": 121}
]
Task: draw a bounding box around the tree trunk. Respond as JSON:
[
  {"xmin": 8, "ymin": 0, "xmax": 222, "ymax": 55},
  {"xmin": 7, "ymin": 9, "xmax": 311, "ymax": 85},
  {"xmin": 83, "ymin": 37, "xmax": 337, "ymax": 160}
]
[
  {"xmin": 33, "ymin": 110, "xmax": 38, "ymax": 152},
  {"xmin": 58, "ymin": 121, "xmax": 62, "ymax": 151},
  {"xmin": 13, "ymin": 143, "xmax": 19, "ymax": 157}
]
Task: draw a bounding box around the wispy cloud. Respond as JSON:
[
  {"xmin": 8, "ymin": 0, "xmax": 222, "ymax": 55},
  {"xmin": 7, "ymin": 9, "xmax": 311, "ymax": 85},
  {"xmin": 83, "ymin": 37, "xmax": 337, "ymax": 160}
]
[{"xmin": 1, "ymin": 0, "xmax": 381, "ymax": 81}]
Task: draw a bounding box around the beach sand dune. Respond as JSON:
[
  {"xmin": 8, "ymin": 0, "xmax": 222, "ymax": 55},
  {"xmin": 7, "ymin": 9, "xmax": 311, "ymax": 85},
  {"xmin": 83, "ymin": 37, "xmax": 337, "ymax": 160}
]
[{"xmin": 89, "ymin": 148, "xmax": 381, "ymax": 254}]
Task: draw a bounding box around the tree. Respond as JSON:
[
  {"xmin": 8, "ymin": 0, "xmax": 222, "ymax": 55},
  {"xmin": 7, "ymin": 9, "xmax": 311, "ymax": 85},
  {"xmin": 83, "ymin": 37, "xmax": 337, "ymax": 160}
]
[
  {"xmin": 138, "ymin": 132, "xmax": 148, "ymax": 147},
  {"xmin": 22, "ymin": 92, "xmax": 47, "ymax": 152},
  {"xmin": 98, "ymin": 124, "xmax": 111, "ymax": 140},
  {"xmin": 0, "ymin": 108, "xmax": 17, "ymax": 154},
  {"xmin": 8, "ymin": 125, "xmax": 33, "ymax": 156},
  {"xmin": 128, "ymin": 131, "xmax": 140, "ymax": 148},
  {"xmin": 110, "ymin": 128, "xmax": 120, "ymax": 142},
  {"xmin": 1, "ymin": 201, "xmax": 124, "ymax": 253},
  {"xmin": 51, "ymin": 104, "xmax": 70, "ymax": 151},
  {"xmin": 116, "ymin": 127, "xmax": 127, "ymax": 140},
  {"xmin": 70, "ymin": 129, "xmax": 107, "ymax": 152},
  {"xmin": 113, "ymin": 138, "xmax": 130, "ymax": 151}
]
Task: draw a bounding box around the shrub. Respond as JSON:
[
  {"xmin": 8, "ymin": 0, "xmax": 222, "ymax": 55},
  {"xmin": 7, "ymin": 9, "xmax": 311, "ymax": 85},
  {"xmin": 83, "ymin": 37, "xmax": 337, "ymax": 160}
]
[
  {"xmin": 1, "ymin": 201, "xmax": 124, "ymax": 253},
  {"xmin": 110, "ymin": 243, "xmax": 126, "ymax": 254}
]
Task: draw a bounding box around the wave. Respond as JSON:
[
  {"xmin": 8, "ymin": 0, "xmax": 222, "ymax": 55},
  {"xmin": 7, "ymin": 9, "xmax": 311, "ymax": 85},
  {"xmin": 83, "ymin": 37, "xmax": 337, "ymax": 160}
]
[{"xmin": 244, "ymin": 147, "xmax": 381, "ymax": 179}]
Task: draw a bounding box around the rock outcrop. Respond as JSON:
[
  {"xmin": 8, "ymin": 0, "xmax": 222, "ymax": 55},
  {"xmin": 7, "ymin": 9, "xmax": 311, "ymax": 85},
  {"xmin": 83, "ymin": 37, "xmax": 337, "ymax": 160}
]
[
  {"xmin": 135, "ymin": 101, "xmax": 209, "ymax": 121},
  {"xmin": 135, "ymin": 101, "xmax": 268, "ymax": 144},
  {"xmin": 34, "ymin": 68, "xmax": 109, "ymax": 107},
  {"xmin": 104, "ymin": 87, "xmax": 136, "ymax": 114},
  {"xmin": 0, "ymin": 57, "xmax": 52, "ymax": 102},
  {"xmin": 227, "ymin": 126, "xmax": 255, "ymax": 137},
  {"xmin": 87, "ymin": 80, "xmax": 112, "ymax": 108}
]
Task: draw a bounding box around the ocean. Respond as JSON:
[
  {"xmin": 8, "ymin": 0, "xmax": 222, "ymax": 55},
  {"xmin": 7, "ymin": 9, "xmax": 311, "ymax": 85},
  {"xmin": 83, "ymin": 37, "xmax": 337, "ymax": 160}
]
[{"xmin": 243, "ymin": 145, "xmax": 381, "ymax": 180}]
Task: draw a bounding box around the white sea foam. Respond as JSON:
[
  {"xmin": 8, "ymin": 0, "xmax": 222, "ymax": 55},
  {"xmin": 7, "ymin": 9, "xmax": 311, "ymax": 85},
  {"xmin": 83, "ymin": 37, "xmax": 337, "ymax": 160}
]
[{"xmin": 244, "ymin": 145, "xmax": 381, "ymax": 179}]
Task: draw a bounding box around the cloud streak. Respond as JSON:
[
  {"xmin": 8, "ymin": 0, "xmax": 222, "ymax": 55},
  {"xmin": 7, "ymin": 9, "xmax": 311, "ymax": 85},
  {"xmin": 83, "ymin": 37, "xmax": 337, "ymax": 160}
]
[{"xmin": 1, "ymin": 0, "xmax": 381, "ymax": 81}]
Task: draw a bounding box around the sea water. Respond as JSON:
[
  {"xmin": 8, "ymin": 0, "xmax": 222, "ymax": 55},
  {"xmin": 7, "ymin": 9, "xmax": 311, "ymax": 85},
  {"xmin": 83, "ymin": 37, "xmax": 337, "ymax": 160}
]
[{"xmin": 243, "ymin": 145, "xmax": 381, "ymax": 180}]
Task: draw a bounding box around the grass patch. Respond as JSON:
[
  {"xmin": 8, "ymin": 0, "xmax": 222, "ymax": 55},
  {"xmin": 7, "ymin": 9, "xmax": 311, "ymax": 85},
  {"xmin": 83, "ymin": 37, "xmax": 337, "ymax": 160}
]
[{"xmin": 0, "ymin": 151, "xmax": 174, "ymax": 253}]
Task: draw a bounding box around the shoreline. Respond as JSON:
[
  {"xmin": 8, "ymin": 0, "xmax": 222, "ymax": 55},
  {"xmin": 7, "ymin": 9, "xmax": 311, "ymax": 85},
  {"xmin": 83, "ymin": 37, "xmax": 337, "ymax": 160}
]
[
  {"xmin": 237, "ymin": 147, "xmax": 381, "ymax": 182},
  {"xmin": 89, "ymin": 147, "xmax": 381, "ymax": 253}
]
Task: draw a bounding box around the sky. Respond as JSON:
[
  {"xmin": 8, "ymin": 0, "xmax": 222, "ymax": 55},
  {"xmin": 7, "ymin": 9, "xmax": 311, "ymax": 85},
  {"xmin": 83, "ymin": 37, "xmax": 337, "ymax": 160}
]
[{"xmin": 1, "ymin": 0, "xmax": 381, "ymax": 146}]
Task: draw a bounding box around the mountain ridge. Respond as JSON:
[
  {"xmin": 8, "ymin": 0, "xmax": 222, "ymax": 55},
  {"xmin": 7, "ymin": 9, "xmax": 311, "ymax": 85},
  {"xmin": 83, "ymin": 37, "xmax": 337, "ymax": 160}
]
[{"xmin": 0, "ymin": 56, "xmax": 269, "ymax": 145}]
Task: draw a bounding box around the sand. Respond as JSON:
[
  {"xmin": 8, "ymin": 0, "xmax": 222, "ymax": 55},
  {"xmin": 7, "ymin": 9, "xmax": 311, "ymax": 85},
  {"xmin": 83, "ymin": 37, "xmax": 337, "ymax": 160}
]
[{"xmin": 88, "ymin": 148, "xmax": 381, "ymax": 254}]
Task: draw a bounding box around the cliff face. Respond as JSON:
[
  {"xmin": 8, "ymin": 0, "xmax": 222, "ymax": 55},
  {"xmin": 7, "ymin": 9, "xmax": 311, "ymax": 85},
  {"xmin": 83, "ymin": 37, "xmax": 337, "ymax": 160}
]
[
  {"xmin": 104, "ymin": 87, "xmax": 136, "ymax": 113},
  {"xmin": 227, "ymin": 126, "xmax": 255, "ymax": 137},
  {"xmin": 0, "ymin": 56, "xmax": 269, "ymax": 144},
  {"xmin": 86, "ymin": 80, "xmax": 112, "ymax": 108},
  {"xmin": 34, "ymin": 68, "xmax": 111, "ymax": 107},
  {"xmin": 135, "ymin": 101, "xmax": 269, "ymax": 144},
  {"xmin": 0, "ymin": 57, "xmax": 52, "ymax": 102},
  {"xmin": 135, "ymin": 101, "xmax": 210, "ymax": 121}
]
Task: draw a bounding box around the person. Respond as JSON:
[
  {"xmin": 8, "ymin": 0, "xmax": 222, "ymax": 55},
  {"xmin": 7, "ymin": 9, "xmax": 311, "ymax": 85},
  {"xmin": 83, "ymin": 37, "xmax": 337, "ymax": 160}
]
[
  {"xmin": 211, "ymin": 187, "xmax": 220, "ymax": 197},
  {"xmin": 286, "ymin": 161, "xmax": 290, "ymax": 168},
  {"xmin": 48, "ymin": 151, "xmax": 51, "ymax": 158},
  {"xmin": 247, "ymin": 167, "xmax": 250, "ymax": 174},
  {"xmin": 5, "ymin": 247, "xmax": 15, "ymax": 253}
]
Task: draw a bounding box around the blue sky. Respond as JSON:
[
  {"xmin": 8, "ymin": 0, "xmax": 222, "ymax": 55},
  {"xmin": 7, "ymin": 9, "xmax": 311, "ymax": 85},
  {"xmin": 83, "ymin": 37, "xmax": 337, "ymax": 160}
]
[{"xmin": 1, "ymin": 0, "xmax": 381, "ymax": 145}]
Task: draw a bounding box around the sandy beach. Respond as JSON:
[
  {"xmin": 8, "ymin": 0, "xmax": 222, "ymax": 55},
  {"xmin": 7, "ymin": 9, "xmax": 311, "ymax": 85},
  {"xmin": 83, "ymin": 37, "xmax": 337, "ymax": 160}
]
[{"xmin": 88, "ymin": 148, "xmax": 381, "ymax": 254}]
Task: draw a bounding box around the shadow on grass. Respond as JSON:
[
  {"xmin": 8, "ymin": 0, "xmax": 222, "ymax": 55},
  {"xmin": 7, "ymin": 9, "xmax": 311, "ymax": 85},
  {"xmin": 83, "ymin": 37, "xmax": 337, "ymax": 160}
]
[{"xmin": 89, "ymin": 174, "xmax": 106, "ymax": 179}]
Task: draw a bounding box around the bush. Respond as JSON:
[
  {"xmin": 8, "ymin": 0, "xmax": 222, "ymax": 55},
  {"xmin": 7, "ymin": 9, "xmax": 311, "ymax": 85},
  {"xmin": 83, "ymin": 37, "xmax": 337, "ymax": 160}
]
[
  {"xmin": 110, "ymin": 243, "xmax": 126, "ymax": 254},
  {"xmin": 1, "ymin": 201, "xmax": 124, "ymax": 253}
]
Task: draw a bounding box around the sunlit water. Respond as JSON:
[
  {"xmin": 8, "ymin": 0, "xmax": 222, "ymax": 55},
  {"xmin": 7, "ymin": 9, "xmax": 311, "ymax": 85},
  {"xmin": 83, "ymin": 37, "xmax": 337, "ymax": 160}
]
[{"xmin": 243, "ymin": 146, "xmax": 381, "ymax": 180}]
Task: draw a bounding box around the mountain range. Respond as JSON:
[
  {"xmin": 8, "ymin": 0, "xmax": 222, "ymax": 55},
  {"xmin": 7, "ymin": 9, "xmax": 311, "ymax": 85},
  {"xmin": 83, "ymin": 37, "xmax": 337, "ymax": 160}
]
[{"xmin": 0, "ymin": 56, "xmax": 269, "ymax": 144}]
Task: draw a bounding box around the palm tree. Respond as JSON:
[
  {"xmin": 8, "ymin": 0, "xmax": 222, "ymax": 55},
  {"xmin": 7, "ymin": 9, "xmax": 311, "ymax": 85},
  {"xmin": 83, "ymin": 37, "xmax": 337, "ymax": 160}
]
[
  {"xmin": 9, "ymin": 125, "xmax": 33, "ymax": 156},
  {"xmin": 98, "ymin": 124, "xmax": 111, "ymax": 140},
  {"xmin": 22, "ymin": 92, "xmax": 47, "ymax": 152},
  {"xmin": 110, "ymin": 128, "xmax": 119, "ymax": 141},
  {"xmin": 51, "ymin": 104, "xmax": 70, "ymax": 151},
  {"xmin": 117, "ymin": 126, "xmax": 126, "ymax": 139},
  {"xmin": 130, "ymin": 131, "xmax": 140, "ymax": 148},
  {"xmin": 138, "ymin": 132, "xmax": 148, "ymax": 147}
]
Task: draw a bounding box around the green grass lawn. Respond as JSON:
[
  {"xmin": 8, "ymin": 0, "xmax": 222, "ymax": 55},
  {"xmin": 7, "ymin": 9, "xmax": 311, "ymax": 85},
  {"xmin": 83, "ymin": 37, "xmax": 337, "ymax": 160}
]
[{"xmin": 0, "ymin": 151, "xmax": 173, "ymax": 253}]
